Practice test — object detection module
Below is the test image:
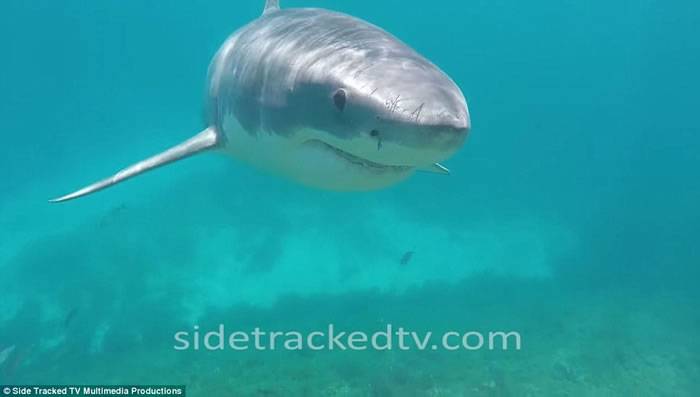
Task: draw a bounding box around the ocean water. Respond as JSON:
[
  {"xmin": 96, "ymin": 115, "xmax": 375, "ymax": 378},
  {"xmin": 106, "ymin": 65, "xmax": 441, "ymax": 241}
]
[{"xmin": 1, "ymin": 0, "xmax": 699, "ymax": 395}]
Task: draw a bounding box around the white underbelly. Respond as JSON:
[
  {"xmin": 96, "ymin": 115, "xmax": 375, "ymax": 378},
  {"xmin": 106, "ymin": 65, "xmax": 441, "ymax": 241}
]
[{"xmin": 220, "ymin": 116, "xmax": 413, "ymax": 191}]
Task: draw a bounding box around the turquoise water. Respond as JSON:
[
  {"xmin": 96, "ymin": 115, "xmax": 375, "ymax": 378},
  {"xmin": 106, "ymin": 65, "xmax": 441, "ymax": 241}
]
[{"xmin": 1, "ymin": 0, "xmax": 699, "ymax": 395}]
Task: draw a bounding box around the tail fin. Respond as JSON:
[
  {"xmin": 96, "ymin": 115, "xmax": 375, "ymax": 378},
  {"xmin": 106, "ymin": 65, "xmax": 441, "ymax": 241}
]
[{"xmin": 50, "ymin": 127, "xmax": 221, "ymax": 203}]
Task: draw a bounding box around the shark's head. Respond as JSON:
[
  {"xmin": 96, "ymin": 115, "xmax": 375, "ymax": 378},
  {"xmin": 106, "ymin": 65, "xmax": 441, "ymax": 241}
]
[
  {"xmin": 255, "ymin": 10, "xmax": 470, "ymax": 186},
  {"xmin": 301, "ymin": 56, "xmax": 470, "ymax": 169}
]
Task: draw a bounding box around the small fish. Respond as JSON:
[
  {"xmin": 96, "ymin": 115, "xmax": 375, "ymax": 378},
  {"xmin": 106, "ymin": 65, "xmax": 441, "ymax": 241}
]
[
  {"xmin": 99, "ymin": 203, "xmax": 128, "ymax": 227},
  {"xmin": 64, "ymin": 307, "xmax": 79, "ymax": 327},
  {"xmin": 0, "ymin": 345, "xmax": 16, "ymax": 367},
  {"xmin": 400, "ymin": 251, "xmax": 414, "ymax": 266}
]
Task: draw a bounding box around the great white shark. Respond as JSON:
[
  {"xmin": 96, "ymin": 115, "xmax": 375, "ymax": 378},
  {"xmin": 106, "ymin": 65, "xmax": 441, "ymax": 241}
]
[{"xmin": 51, "ymin": 0, "xmax": 470, "ymax": 203}]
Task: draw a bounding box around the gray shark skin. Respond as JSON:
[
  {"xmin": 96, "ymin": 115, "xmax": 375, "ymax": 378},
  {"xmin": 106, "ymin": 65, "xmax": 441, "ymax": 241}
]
[{"xmin": 51, "ymin": 0, "xmax": 470, "ymax": 203}]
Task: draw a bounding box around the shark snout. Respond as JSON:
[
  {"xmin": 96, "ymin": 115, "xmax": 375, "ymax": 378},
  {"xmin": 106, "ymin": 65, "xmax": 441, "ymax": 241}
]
[
  {"xmin": 428, "ymin": 111, "xmax": 470, "ymax": 136},
  {"xmin": 447, "ymin": 112, "xmax": 470, "ymax": 132},
  {"xmin": 406, "ymin": 97, "xmax": 470, "ymax": 152}
]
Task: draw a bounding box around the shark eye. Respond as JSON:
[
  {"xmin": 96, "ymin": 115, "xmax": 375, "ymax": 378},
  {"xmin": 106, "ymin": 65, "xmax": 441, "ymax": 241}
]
[{"xmin": 333, "ymin": 89, "xmax": 347, "ymax": 111}]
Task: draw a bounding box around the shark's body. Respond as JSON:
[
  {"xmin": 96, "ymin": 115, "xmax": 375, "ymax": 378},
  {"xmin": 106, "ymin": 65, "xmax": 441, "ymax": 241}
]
[{"xmin": 51, "ymin": 0, "xmax": 470, "ymax": 203}]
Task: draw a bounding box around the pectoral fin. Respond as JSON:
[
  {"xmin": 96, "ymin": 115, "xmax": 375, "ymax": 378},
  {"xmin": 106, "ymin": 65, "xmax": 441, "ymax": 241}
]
[{"xmin": 50, "ymin": 127, "xmax": 221, "ymax": 203}]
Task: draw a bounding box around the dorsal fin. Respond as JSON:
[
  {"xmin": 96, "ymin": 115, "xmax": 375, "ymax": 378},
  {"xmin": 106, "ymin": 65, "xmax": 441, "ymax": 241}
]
[{"xmin": 263, "ymin": 0, "xmax": 280, "ymax": 15}]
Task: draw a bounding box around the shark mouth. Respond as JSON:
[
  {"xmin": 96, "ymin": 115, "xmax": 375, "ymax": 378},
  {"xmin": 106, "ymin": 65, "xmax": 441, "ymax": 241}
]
[{"xmin": 305, "ymin": 139, "xmax": 412, "ymax": 172}]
